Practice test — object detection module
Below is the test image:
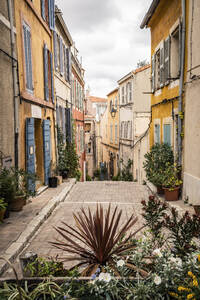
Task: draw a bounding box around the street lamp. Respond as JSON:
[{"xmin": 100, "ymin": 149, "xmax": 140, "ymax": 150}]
[{"xmin": 110, "ymin": 106, "xmax": 117, "ymax": 118}]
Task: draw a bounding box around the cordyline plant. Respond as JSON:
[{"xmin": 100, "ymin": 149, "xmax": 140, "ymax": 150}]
[{"xmin": 50, "ymin": 204, "xmax": 146, "ymax": 276}]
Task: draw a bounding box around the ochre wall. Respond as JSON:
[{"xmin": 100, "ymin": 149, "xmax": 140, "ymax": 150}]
[{"xmin": 148, "ymin": 0, "xmax": 181, "ymax": 148}]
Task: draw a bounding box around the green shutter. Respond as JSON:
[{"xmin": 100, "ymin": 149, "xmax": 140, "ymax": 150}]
[{"xmin": 164, "ymin": 124, "xmax": 171, "ymax": 145}]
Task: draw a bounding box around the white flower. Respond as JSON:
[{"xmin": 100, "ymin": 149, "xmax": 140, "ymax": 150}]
[
  {"xmin": 154, "ymin": 275, "xmax": 162, "ymax": 285},
  {"xmin": 117, "ymin": 259, "xmax": 125, "ymax": 267},
  {"xmin": 152, "ymin": 248, "xmax": 162, "ymax": 258},
  {"xmin": 169, "ymin": 256, "xmax": 182, "ymax": 267},
  {"xmin": 175, "ymin": 257, "xmax": 182, "ymax": 267},
  {"xmin": 98, "ymin": 272, "xmax": 111, "ymax": 282}
]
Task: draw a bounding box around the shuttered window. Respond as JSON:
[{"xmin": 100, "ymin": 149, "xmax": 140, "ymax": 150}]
[
  {"xmin": 115, "ymin": 123, "xmax": 118, "ymax": 144},
  {"xmin": 110, "ymin": 124, "xmax": 113, "ymax": 143},
  {"xmin": 151, "ymin": 55, "xmax": 155, "ymax": 93},
  {"xmin": 164, "ymin": 36, "xmax": 170, "ymax": 84},
  {"xmin": 43, "ymin": 44, "xmax": 54, "ymax": 102},
  {"xmin": 53, "ymin": 31, "xmax": 58, "ymax": 70},
  {"xmin": 66, "ymin": 48, "xmax": 71, "ymax": 83},
  {"xmin": 160, "ymin": 44, "xmax": 164, "ymax": 87},
  {"xmin": 41, "ymin": 0, "xmax": 54, "ymax": 30},
  {"xmin": 60, "ymin": 38, "xmax": 64, "ymax": 76},
  {"xmin": 23, "ymin": 23, "xmax": 33, "ymax": 92},
  {"xmin": 163, "ymin": 124, "xmax": 171, "ymax": 145},
  {"xmin": 154, "ymin": 124, "xmax": 160, "ymax": 144}
]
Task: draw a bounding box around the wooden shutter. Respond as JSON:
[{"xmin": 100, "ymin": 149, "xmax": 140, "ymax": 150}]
[
  {"xmin": 23, "ymin": 25, "xmax": 29, "ymax": 89},
  {"xmin": 53, "ymin": 31, "xmax": 57, "ymax": 70},
  {"xmin": 48, "ymin": 0, "xmax": 55, "ymax": 30},
  {"xmin": 43, "ymin": 119, "xmax": 51, "ymax": 185},
  {"xmin": 41, "ymin": 0, "xmax": 45, "ymax": 20},
  {"xmin": 164, "ymin": 124, "xmax": 171, "ymax": 145},
  {"xmin": 59, "ymin": 37, "xmax": 63, "ymax": 76},
  {"xmin": 27, "ymin": 30, "xmax": 33, "ymax": 91},
  {"xmin": 155, "ymin": 124, "xmax": 160, "ymax": 144},
  {"xmin": 178, "ymin": 22, "xmax": 182, "ymax": 77},
  {"xmin": 151, "ymin": 55, "xmax": 155, "ymax": 93},
  {"xmin": 50, "ymin": 52, "xmax": 54, "ymax": 103},
  {"xmin": 43, "ymin": 44, "xmax": 49, "ymax": 100},
  {"xmin": 62, "ymin": 107, "xmax": 66, "ymax": 142},
  {"xmin": 164, "ymin": 36, "xmax": 171, "ymax": 84},
  {"xmin": 66, "ymin": 108, "xmax": 71, "ymax": 143},
  {"xmin": 26, "ymin": 118, "xmax": 35, "ymax": 192},
  {"xmin": 160, "ymin": 44, "xmax": 164, "ymax": 87},
  {"xmin": 64, "ymin": 46, "xmax": 67, "ymax": 81},
  {"xmin": 66, "ymin": 47, "xmax": 71, "ymax": 82}
]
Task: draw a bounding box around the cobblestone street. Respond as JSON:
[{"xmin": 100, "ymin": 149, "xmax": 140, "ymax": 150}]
[{"xmin": 5, "ymin": 181, "xmax": 150, "ymax": 276}]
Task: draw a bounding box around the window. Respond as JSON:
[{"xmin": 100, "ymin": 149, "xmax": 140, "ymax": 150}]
[
  {"xmin": 171, "ymin": 26, "xmax": 180, "ymax": 79},
  {"xmin": 115, "ymin": 96, "xmax": 117, "ymax": 109},
  {"xmin": 115, "ymin": 123, "xmax": 118, "ymax": 144},
  {"xmin": 110, "ymin": 124, "xmax": 113, "ymax": 143},
  {"xmin": 129, "ymin": 82, "xmax": 132, "ymax": 102},
  {"xmin": 120, "ymin": 122, "xmax": 123, "ymax": 138},
  {"xmin": 163, "ymin": 124, "xmax": 171, "ymax": 145},
  {"xmin": 151, "ymin": 23, "xmax": 180, "ymax": 92},
  {"xmin": 110, "ymin": 99, "xmax": 113, "ymax": 112},
  {"xmin": 41, "ymin": 0, "xmax": 55, "ymax": 30},
  {"xmin": 23, "ymin": 22, "xmax": 33, "ymax": 92},
  {"xmin": 122, "ymin": 86, "xmax": 124, "ymax": 104},
  {"xmin": 155, "ymin": 49, "xmax": 160, "ymax": 89},
  {"xmin": 43, "ymin": 44, "xmax": 54, "ymax": 102},
  {"xmin": 154, "ymin": 124, "xmax": 160, "ymax": 144}
]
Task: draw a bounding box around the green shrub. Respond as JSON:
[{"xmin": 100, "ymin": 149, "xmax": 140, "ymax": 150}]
[{"xmin": 143, "ymin": 143, "xmax": 174, "ymax": 187}]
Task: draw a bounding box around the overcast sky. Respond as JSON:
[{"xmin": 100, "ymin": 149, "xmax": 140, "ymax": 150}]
[{"xmin": 56, "ymin": 0, "xmax": 152, "ymax": 98}]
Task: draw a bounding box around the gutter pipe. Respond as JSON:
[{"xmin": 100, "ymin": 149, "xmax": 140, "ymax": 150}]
[
  {"xmin": 178, "ymin": 0, "xmax": 186, "ymax": 166},
  {"xmin": 7, "ymin": 0, "xmax": 19, "ymax": 168}
]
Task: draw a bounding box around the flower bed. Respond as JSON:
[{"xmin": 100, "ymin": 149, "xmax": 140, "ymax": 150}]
[{"xmin": 1, "ymin": 199, "xmax": 200, "ymax": 299}]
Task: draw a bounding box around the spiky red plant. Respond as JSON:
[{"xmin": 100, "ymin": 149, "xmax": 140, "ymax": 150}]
[{"xmin": 50, "ymin": 204, "xmax": 145, "ymax": 276}]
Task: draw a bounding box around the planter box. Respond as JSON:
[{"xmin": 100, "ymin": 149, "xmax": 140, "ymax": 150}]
[
  {"xmin": 163, "ymin": 186, "xmax": 180, "ymax": 201},
  {"xmin": 48, "ymin": 177, "xmax": 58, "ymax": 188},
  {"xmin": 0, "ymin": 208, "xmax": 6, "ymax": 222},
  {"xmin": 10, "ymin": 195, "xmax": 26, "ymax": 211}
]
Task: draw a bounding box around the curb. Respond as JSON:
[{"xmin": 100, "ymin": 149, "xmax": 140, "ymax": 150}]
[{"xmin": 0, "ymin": 179, "xmax": 76, "ymax": 276}]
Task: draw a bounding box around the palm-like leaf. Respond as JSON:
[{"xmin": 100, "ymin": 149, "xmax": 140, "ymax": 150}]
[{"xmin": 50, "ymin": 204, "xmax": 145, "ymax": 276}]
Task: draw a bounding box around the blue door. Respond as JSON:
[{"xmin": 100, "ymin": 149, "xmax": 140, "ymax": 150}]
[
  {"xmin": 43, "ymin": 119, "xmax": 51, "ymax": 185},
  {"xmin": 26, "ymin": 118, "xmax": 35, "ymax": 193}
]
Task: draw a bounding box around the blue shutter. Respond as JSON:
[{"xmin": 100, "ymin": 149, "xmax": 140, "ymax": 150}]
[
  {"xmin": 68, "ymin": 48, "xmax": 71, "ymax": 83},
  {"xmin": 53, "ymin": 31, "xmax": 57, "ymax": 70},
  {"xmin": 26, "ymin": 118, "xmax": 35, "ymax": 193},
  {"xmin": 23, "ymin": 25, "xmax": 29, "ymax": 89},
  {"xmin": 48, "ymin": 0, "xmax": 55, "ymax": 30},
  {"xmin": 66, "ymin": 108, "xmax": 71, "ymax": 142},
  {"xmin": 43, "ymin": 44, "xmax": 49, "ymax": 101},
  {"xmin": 27, "ymin": 29, "xmax": 33, "ymax": 91},
  {"xmin": 43, "ymin": 119, "xmax": 51, "ymax": 185},
  {"xmin": 60, "ymin": 37, "xmax": 63, "ymax": 75},
  {"xmin": 61, "ymin": 108, "xmax": 66, "ymax": 142},
  {"xmin": 41, "ymin": 0, "xmax": 45, "ymax": 20},
  {"xmin": 164, "ymin": 124, "xmax": 171, "ymax": 145},
  {"xmin": 50, "ymin": 52, "xmax": 54, "ymax": 103}
]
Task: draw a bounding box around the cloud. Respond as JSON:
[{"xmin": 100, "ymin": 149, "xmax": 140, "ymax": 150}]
[{"xmin": 56, "ymin": 0, "xmax": 152, "ymax": 97}]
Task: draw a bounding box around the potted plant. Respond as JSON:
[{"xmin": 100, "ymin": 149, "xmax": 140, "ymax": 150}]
[
  {"xmin": 10, "ymin": 168, "xmax": 36, "ymax": 211},
  {"xmin": 0, "ymin": 168, "xmax": 16, "ymax": 218},
  {"xmin": 162, "ymin": 163, "xmax": 182, "ymax": 201},
  {"xmin": 143, "ymin": 143, "xmax": 174, "ymax": 194},
  {"xmin": 0, "ymin": 198, "xmax": 7, "ymax": 222},
  {"xmin": 49, "ymin": 165, "xmax": 58, "ymax": 188}
]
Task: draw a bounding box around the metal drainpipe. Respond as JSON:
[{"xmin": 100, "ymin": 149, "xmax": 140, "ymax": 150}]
[
  {"xmin": 7, "ymin": 0, "xmax": 19, "ymax": 168},
  {"xmin": 178, "ymin": 0, "xmax": 186, "ymax": 166}
]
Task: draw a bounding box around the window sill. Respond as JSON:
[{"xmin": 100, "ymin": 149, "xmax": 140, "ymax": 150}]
[{"xmin": 21, "ymin": 90, "xmax": 55, "ymax": 109}]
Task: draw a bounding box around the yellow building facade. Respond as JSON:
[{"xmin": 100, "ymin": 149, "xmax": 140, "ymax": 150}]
[
  {"xmin": 15, "ymin": 0, "xmax": 56, "ymax": 188},
  {"xmin": 141, "ymin": 0, "xmax": 183, "ymax": 156},
  {"xmin": 103, "ymin": 88, "xmax": 119, "ymax": 178}
]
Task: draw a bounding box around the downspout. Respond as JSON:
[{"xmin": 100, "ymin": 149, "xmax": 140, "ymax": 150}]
[
  {"xmin": 178, "ymin": 0, "xmax": 186, "ymax": 166},
  {"xmin": 7, "ymin": 0, "xmax": 19, "ymax": 168}
]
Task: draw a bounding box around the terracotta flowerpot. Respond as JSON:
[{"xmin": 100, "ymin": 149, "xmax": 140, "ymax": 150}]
[
  {"xmin": 193, "ymin": 205, "xmax": 200, "ymax": 216},
  {"xmin": 0, "ymin": 208, "xmax": 6, "ymax": 222},
  {"xmin": 157, "ymin": 186, "xmax": 164, "ymax": 195},
  {"xmin": 10, "ymin": 194, "xmax": 26, "ymax": 211},
  {"xmin": 163, "ymin": 186, "xmax": 180, "ymax": 201}
]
